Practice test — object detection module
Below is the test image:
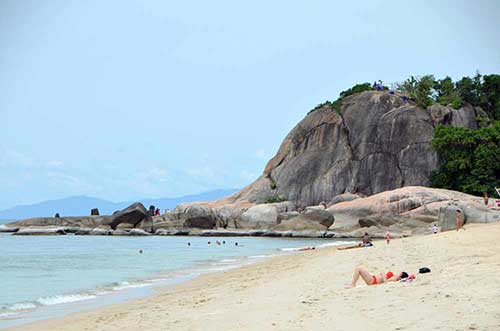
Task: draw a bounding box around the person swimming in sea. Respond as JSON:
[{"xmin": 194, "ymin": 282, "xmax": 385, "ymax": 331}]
[{"xmin": 345, "ymin": 265, "xmax": 409, "ymax": 288}]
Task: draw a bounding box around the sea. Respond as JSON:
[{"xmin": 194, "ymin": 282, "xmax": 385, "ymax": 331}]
[{"xmin": 0, "ymin": 233, "xmax": 354, "ymax": 329}]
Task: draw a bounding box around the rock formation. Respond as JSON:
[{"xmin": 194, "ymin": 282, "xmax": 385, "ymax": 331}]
[
  {"xmin": 103, "ymin": 202, "xmax": 150, "ymax": 230},
  {"xmin": 219, "ymin": 91, "xmax": 482, "ymax": 207},
  {"xmin": 327, "ymin": 186, "xmax": 500, "ymax": 237}
]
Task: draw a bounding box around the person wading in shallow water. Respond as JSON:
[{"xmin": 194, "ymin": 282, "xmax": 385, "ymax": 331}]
[{"xmin": 456, "ymin": 209, "xmax": 465, "ymax": 231}]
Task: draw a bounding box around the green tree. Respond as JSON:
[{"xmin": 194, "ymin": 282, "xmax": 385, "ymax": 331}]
[
  {"xmin": 479, "ymin": 74, "xmax": 500, "ymax": 120},
  {"xmin": 431, "ymin": 122, "xmax": 500, "ymax": 196},
  {"xmin": 397, "ymin": 75, "xmax": 435, "ymax": 108},
  {"xmin": 456, "ymin": 73, "xmax": 481, "ymax": 106},
  {"xmin": 434, "ymin": 76, "xmax": 463, "ymax": 109}
]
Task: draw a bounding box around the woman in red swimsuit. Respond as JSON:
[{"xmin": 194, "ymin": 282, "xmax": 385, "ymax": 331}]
[{"xmin": 345, "ymin": 265, "xmax": 408, "ymax": 288}]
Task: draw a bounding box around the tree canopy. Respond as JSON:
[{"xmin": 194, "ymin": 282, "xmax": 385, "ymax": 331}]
[{"xmin": 430, "ymin": 122, "xmax": 500, "ymax": 196}]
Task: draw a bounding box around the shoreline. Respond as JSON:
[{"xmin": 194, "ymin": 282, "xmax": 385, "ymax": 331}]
[
  {"xmin": 1, "ymin": 237, "xmax": 354, "ymax": 329},
  {"xmin": 7, "ymin": 223, "xmax": 500, "ymax": 331}
]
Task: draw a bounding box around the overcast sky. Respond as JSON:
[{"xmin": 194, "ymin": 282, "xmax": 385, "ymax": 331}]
[{"xmin": 1, "ymin": 0, "xmax": 499, "ymax": 209}]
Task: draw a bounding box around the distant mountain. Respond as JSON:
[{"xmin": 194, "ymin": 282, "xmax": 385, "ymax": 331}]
[{"xmin": 0, "ymin": 189, "xmax": 238, "ymax": 223}]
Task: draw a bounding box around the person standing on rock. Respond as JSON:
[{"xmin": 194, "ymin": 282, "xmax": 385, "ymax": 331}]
[{"xmin": 456, "ymin": 209, "xmax": 465, "ymax": 231}]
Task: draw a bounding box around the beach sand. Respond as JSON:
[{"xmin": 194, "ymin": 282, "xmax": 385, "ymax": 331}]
[{"xmin": 9, "ymin": 223, "xmax": 500, "ymax": 331}]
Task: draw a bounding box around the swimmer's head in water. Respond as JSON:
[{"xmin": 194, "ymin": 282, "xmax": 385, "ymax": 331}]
[
  {"xmin": 139, "ymin": 250, "xmax": 143, "ymax": 254},
  {"xmin": 400, "ymin": 271, "xmax": 409, "ymax": 279}
]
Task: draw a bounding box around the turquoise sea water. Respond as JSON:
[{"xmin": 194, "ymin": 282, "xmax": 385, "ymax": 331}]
[{"xmin": 0, "ymin": 233, "xmax": 353, "ymax": 328}]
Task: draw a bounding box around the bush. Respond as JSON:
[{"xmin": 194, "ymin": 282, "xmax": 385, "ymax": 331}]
[
  {"xmin": 339, "ymin": 83, "xmax": 372, "ymax": 99},
  {"xmin": 430, "ymin": 122, "xmax": 500, "ymax": 196},
  {"xmin": 264, "ymin": 195, "xmax": 287, "ymax": 204}
]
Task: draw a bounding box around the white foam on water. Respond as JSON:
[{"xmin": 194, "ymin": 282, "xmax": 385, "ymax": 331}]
[
  {"xmin": 111, "ymin": 282, "xmax": 151, "ymax": 291},
  {"xmin": 0, "ymin": 312, "xmax": 17, "ymax": 318},
  {"xmin": 8, "ymin": 302, "xmax": 37, "ymax": 311},
  {"xmin": 36, "ymin": 294, "xmax": 97, "ymax": 306}
]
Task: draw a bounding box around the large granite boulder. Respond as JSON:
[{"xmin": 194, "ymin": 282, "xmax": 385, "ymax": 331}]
[
  {"xmin": 238, "ymin": 201, "xmax": 296, "ymax": 228},
  {"xmin": 214, "ymin": 91, "xmax": 482, "ymax": 207},
  {"xmin": 179, "ymin": 204, "xmax": 216, "ymax": 229},
  {"xmin": 103, "ymin": 203, "xmax": 150, "ymax": 230},
  {"xmin": 302, "ymin": 206, "xmax": 335, "ymax": 228},
  {"xmin": 240, "ymin": 204, "xmax": 279, "ymax": 228},
  {"xmin": 273, "ymin": 217, "xmax": 328, "ymax": 232}
]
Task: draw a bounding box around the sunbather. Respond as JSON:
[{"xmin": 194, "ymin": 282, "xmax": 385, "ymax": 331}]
[{"xmin": 345, "ymin": 265, "xmax": 408, "ymax": 288}]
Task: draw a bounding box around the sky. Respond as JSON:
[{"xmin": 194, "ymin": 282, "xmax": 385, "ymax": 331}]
[{"xmin": 1, "ymin": 0, "xmax": 499, "ymax": 210}]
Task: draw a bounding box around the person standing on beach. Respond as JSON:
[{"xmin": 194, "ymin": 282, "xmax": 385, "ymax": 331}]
[
  {"xmin": 483, "ymin": 192, "xmax": 489, "ymax": 206},
  {"xmin": 385, "ymin": 230, "xmax": 391, "ymax": 244},
  {"xmin": 456, "ymin": 209, "xmax": 465, "ymax": 231},
  {"xmin": 432, "ymin": 224, "xmax": 439, "ymax": 234}
]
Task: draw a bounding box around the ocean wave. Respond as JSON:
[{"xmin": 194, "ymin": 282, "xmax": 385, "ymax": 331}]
[
  {"xmin": 0, "ymin": 311, "xmax": 17, "ymax": 318},
  {"xmin": 219, "ymin": 259, "xmax": 237, "ymax": 263},
  {"xmin": 36, "ymin": 294, "xmax": 97, "ymax": 306},
  {"xmin": 8, "ymin": 302, "xmax": 37, "ymax": 311},
  {"xmin": 111, "ymin": 281, "xmax": 151, "ymax": 291}
]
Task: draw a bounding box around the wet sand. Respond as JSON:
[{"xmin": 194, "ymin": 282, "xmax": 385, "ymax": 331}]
[{"xmin": 9, "ymin": 223, "xmax": 500, "ymax": 331}]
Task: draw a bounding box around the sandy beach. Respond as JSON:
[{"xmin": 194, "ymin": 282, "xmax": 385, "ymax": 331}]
[{"xmin": 9, "ymin": 223, "xmax": 500, "ymax": 331}]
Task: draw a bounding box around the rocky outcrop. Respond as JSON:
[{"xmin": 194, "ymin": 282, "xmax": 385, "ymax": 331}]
[
  {"xmin": 239, "ymin": 201, "xmax": 295, "ymax": 228},
  {"xmin": 171, "ymin": 204, "xmax": 217, "ymax": 229},
  {"xmin": 216, "ymin": 91, "xmax": 482, "ymax": 207},
  {"xmin": 7, "ymin": 216, "xmax": 104, "ymax": 228},
  {"xmin": 129, "ymin": 228, "xmax": 152, "ymax": 236},
  {"xmin": 327, "ymin": 186, "xmax": 500, "ymax": 235},
  {"xmin": 0, "ymin": 225, "xmax": 19, "ymax": 232},
  {"xmin": 103, "ymin": 203, "xmax": 150, "ymax": 230},
  {"xmin": 13, "ymin": 227, "xmax": 67, "ymax": 235},
  {"xmin": 75, "ymin": 228, "xmax": 111, "ymax": 235}
]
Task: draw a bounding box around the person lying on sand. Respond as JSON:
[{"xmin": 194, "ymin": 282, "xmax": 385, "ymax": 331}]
[
  {"xmin": 345, "ymin": 265, "xmax": 409, "ymax": 288},
  {"xmin": 338, "ymin": 234, "xmax": 374, "ymax": 250},
  {"xmin": 298, "ymin": 246, "xmax": 315, "ymax": 251}
]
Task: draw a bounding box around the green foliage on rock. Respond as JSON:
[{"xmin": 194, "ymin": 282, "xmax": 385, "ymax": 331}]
[
  {"xmin": 308, "ymin": 73, "xmax": 499, "ymax": 120},
  {"xmin": 430, "ymin": 122, "xmax": 500, "ymax": 196},
  {"xmin": 338, "ymin": 83, "xmax": 372, "ymax": 99},
  {"xmin": 264, "ymin": 195, "xmax": 287, "ymax": 204},
  {"xmin": 396, "ymin": 73, "xmax": 500, "ymax": 118},
  {"xmin": 269, "ymin": 178, "xmax": 277, "ymax": 190},
  {"xmin": 397, "ymin": 75, "xmax": 435, "ymax": 108},
  {"xmin": 308, "ymin": 83, "xmax": 372, "ymax": 114}
]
